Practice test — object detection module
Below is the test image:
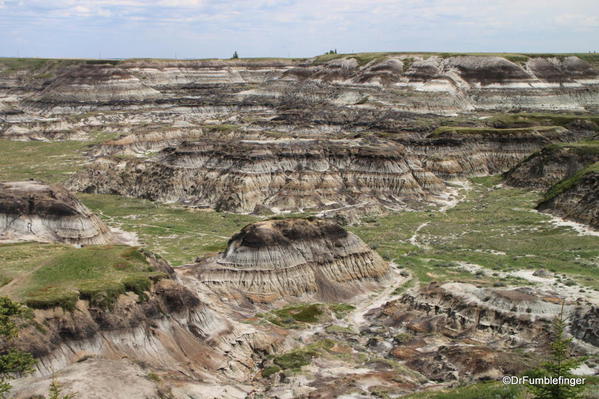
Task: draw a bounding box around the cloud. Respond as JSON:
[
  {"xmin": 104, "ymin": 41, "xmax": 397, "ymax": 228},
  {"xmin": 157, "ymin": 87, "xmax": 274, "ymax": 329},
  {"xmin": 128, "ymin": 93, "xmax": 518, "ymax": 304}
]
[{"xmin": 1, "ymin": 0, "xmax": 598, "ymax": 58}]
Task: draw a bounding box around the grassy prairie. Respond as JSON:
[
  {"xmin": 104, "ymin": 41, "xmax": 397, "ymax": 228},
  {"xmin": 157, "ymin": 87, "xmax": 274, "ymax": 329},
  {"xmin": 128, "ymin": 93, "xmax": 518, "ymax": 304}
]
[
  {"xmin": 0, "ymin": 140, "xmax": 88, "ymax": 184},
  {"xmin": 0, "ymin": 133, "xmax": 120, "ymax": 183},
  {"xmin": 350, "ymin": 176, "xmax": 599, "ymax": 289},
  {"xmin": 79, "ymin": 193, "xmax": 259, "ymax": 266},
  {"xmin": 0, "ymin": 244, "xmax": 164, "ymax": 309}
]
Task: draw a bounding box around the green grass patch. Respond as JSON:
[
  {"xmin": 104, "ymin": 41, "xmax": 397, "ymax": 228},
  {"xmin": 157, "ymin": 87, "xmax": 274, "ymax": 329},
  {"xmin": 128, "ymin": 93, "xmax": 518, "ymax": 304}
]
[
  {"xmin": 262, "ymin": 303, "xmax": 355, "ymax": 328},
  {"xmin": 543, "ymin": 140, "xmax": 599, "ymax": 156},
  {"xmin": 488, "ymin": 112, "xmax": 599, "ymax": 130},
  {"xmin": 261, "ymin": 365, "xmax": 281, "ymax": 378},
  {"xmin": 430, "ymin": 125, "xmax": 563, "ymax": 137},
  {"xmin": 0, "ymin": 140, "xmax": 89, "ymax": 184},
  {"xmin": 264, "ymin": 304, "xmax": 325, "ymax": 327},
  {"xmin": 0, "ymin": 244, "xmax": 164, "ymax": 310},
  {"xmin": 272, "ymin": 339, "xmax": 335, "ymax": 371},
  {"xmin": 328, "ymin": 303, "xmax": 356, "ymax": 319}
]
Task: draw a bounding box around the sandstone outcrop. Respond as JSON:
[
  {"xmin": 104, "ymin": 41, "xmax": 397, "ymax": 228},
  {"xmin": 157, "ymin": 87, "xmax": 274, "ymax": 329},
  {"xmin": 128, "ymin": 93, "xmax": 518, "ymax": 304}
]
[
  {"xmin": 0, "ymin": 181, "xmax": 115, "ymax": 245},
  {"xmin": 188, "ymin": 218, "xmax": 388, "ymax": 300},
  {"xmin": 67, "ymin": 138, "xmax": 446, "ymax": 213}
]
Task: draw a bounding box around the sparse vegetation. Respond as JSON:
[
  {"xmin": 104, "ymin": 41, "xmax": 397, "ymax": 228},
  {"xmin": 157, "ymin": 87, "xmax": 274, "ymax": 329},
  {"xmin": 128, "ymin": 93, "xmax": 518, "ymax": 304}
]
[
  {"xmin": 0, "ymin": 297, "xmax": 36, "ymax": 398},
  {"xmin": 404, "ymin": 382, "xmax": 525, "ymax": 399},
  {"xmin": 350, "ymin": 176, "xmax": 599, "ymax": 289},
  {"xmin": 271, "ymin": 339, "xmax": 335, "ymax": 371}
]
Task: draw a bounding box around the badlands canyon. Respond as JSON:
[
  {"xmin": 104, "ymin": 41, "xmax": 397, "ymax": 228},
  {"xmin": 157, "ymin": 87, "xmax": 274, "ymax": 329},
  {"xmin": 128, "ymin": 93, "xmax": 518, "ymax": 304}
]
[{"xmin": 0, "ymin": 53, "xmax": 598, "ymax": 398}]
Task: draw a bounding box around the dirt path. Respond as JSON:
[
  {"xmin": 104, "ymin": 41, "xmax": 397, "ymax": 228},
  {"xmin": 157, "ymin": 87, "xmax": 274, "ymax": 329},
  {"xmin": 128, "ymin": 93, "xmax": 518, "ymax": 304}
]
[
  {"xmin": 408, "ymin": 222, "xmax": 430, "ymax": 249},
  {"xmin": 347, "ymin": 265, "xmax": 406, "ymax": 327}
]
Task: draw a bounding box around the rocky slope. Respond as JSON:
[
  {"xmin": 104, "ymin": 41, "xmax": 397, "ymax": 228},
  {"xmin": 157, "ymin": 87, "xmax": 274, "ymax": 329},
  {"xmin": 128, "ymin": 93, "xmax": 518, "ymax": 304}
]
[
  {"xmin": 185, "ymin": 218, "xmax": 388, "ymax": 301},
  {"xmin": 403, "ymin": 126, "xmax": 573, "ymax": 179},
  {"xmin": 67, "ymin": 138, "xmax": 446, "ymax": 213},
  {"xmin": 8, "ymin": 254, "xmax": 284, "ymax": 399},
  {"xmin": 364, "ymin": 281, "xmax": 598, "ymax": 383},
  {"xmin": 0, "ymin": 180, "xmax": 115, "ymax": 245},
  {"xmin": 505, "ymin": 141, "xmax": 599, "ymax": 228},
  {"xmin": 505, "ymin": 141, "xmax": 599, "ymax": 189},
  {"xmin": 537, "ymin": 164, "xmax": 599, "ymax": 229}
]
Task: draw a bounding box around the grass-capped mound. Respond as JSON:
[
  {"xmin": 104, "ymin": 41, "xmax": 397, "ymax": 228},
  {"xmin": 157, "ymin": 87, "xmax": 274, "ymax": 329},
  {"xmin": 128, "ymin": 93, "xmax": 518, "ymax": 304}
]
[
  {"xmin": 429, "ymin": 125, "xmax": 564, "ymax": 137},
  {"xmin": 0, "ymin": 244, "xmax": 166, "ymax": 310},
  {"xmin": 504, "ymin": 140, "xmax": 599, "ymax": 190},
  {"xmin": 542, "ymin": 162, "xmax": 599, "ymax": 202},
  {"xmin": 536, "ymin": 162, "xmax": 599, "ymax": 228},
  {"xmin": 488, "ymin": 112, "xmax": 599, "ymax": 131}
]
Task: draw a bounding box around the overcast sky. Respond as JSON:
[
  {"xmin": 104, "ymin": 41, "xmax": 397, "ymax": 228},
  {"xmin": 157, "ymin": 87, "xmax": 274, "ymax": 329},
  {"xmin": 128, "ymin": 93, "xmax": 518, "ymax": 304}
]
[{"xmin": 1, "ymin": 0, "xmax": 598, "ymax": 59}]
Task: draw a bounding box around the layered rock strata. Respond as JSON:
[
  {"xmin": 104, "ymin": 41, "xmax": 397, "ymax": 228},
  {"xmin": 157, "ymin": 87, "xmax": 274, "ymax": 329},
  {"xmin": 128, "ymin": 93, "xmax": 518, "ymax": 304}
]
[
  {"xmin": 68, "ymin": 138, "xmax": 446, "ymax": 213},
  {"xmin": 0, "ymin": 180, "xmax": 115, "ymax": 245},
  {"xmin": 9, "ymin": 262, "xmax": 283, "ymax": 399},
  {"xmin": 190, "ymin": 218, "xmax": 388, "ymax": 300},
  {"xmin": 3, "ymin": 54, "xmax": 598, "ymax": 124},
  {"xmin": 28, "ymin": 63, "xmax": 161, "ymax": 112},
  {"xmin": 405, "ymin": 126, "xmax": 572, "ymax": 179}
]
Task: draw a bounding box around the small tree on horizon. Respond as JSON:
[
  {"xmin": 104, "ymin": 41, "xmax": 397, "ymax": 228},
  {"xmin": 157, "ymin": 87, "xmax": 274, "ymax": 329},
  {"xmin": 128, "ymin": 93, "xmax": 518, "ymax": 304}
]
[
  {"xmin": 527, "ymin": 303, "xmax": 585, "ymax": 399},
  {"xmin": 231, "ymin": 51, "xmax": 239, "ymax": 59}
]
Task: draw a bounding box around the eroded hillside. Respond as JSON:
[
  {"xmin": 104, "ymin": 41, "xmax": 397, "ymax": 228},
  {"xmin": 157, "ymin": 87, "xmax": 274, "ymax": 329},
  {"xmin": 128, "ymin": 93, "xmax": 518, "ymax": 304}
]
[{"xmin": 0, "ymin": 53, "xmax": 598, "ymax": 399}]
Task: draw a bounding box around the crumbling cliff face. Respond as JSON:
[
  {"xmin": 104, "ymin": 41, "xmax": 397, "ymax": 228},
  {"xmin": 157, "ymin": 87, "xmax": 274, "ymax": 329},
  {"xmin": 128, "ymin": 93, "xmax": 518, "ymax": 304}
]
[
  {"xmin": 402, "ymin": 127, "xmax": 572, "ymax": 179},
  {"xmin": 537, "ymin": 167, "xmax": 599, "ymax": 229},
  {"xmin": 9, "ymin": 256, "xmax": 285, "ymax": 399},
  {"xmin": 505, "ymin": 142, "xmax": 599, "ymax": 189},
  {"xmin": 504, "ymin": 142, "xmax": 599, "ymax": 228},
  {"xmin": 0, "ymin": 181, "xmax": 115, "ymax": 245},
  {"xmin": 188, "ymin": 218, "xmax": 388, "ymax": 300},
  {"xmin": 370, "ymin": 281, "xmax": 596, "ymax": 382},
  {"xmin": 67, "ymin": 138, "xmax": 446, "ymax": 213}
]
